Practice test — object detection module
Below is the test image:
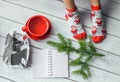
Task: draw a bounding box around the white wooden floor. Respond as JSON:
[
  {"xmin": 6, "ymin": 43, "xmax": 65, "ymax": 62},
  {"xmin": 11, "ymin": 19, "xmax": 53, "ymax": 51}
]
[{"xmin": 0, "ymin": 0, "xmax": 120, "ymax": 82}]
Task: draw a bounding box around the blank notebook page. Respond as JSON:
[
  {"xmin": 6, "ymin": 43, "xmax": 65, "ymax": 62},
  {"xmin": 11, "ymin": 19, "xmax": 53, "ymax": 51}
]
[{"xmin": 32, "ymin": 49, "xmax": 68, "ymax": 78}]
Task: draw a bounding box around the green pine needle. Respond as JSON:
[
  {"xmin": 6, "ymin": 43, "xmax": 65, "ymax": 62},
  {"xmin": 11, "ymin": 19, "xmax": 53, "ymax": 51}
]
[
  {"xmin": 47, "ymin": 33, "xmax": 105, "ymax": 80},
  {"xmin": 73, "ymin": 69, "xmax": 88, "ymax": 79},
  {"xmin": 47, "ymin": 34, "xmax": 75, "ymax": 54},
  {"xmin": 69, "ymin": 57, "xmax": 82, "ymax": 66},
  {"xmin": 72, "ymin": 63, "xmax": 90, "ymax": 80},
  {"xmin": 94, "ymin": 53, "xmax": 105, "ymax": 57},
  {"xmin": 57, "ymin": 33, "xmax": 66, "ymax": 45}
]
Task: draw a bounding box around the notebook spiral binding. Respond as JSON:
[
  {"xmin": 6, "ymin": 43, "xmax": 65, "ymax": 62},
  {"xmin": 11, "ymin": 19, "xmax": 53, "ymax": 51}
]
[{"xmin": 48, "ymin": 50, "xmax": 53, "ymax": 77}]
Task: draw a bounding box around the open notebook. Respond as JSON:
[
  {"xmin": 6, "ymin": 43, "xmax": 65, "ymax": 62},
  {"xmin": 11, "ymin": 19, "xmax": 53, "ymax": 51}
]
[{"xmin": 32, "ymin": 49, "xmax": 68, "ymax": 78}]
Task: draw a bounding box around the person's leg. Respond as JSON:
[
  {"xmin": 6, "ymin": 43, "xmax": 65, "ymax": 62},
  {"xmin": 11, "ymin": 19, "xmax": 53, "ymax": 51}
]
[
  {"xmin": 63, "ymin": 0, "xmax": 76, "ymax": 10},
  {"xmin": 90, "ymin": 0, "xmax": 106, "ymax": 43},
  {"xmin": 91, "ymin": 0, "xmax": 100, "ymax": 6},
  {"xmin": 63, "ymin": 0, "xmax": 86, "ymax": 40}
]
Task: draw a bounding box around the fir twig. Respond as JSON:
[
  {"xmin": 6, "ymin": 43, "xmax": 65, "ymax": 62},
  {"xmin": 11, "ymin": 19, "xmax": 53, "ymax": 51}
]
[
  {"xmin": 72, "ymin": 63, "xmax": 90, "ymax": 79},
  {"xmin": 47, "ymin": 33, "xmax": 105, "ymax": 80},
  {"xmin": 47, "ymin": 34, "xmax": 75, "ymax": 54},
  {"xmin": 69, "ymin": 57, "xmax": 83, "ymax": 66}
]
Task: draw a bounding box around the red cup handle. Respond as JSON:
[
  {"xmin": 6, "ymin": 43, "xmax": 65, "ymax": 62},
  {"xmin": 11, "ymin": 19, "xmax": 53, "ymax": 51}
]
[{"xmin": 22, "ymin": 26, "xmax": 28, "ymax": 32}]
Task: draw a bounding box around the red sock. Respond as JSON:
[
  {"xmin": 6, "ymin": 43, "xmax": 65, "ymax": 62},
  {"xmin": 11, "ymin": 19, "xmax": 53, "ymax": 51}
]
[
  {"xmin": 91, "ymin": 5, "xmax": 106, "ymax": 43},
  {"xmin": 65, "ymin": 7, "xmax": 86, "ymax": 40}
]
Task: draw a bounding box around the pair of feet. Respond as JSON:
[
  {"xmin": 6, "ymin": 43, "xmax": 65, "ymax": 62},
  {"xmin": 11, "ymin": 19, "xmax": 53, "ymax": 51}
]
[{"xmin": 65, "ymin": 7, "xmax": 106, "ymax": 43}]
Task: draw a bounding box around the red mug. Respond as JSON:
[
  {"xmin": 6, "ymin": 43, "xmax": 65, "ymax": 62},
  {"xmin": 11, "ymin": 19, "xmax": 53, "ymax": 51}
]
[{"xmin": 22, "ymin": 15, "xmax": 51, "ymax": 40}]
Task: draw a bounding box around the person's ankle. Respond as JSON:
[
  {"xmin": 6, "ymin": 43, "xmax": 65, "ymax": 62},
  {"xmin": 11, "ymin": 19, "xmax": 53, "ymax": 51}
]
[{"xmin": 66, "ymin": 6, "xmax": 77, "ymax": 12}]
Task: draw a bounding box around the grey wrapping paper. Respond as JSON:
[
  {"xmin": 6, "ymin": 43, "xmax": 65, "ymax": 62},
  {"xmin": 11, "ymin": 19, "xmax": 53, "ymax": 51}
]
[{"xmin": 3, "ymin": 31, "xmax": 30, "ymax": 68}]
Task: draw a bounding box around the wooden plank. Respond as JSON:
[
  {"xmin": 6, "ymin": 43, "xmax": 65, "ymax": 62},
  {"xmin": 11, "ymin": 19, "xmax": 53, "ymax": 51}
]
[
  {"xmin": 110, "ymin": 0, "xmax": 120, "ymax": 4},
  {"xmin": 74, "ymin": 0, "xmax": 120, "ymax": 20},
  {"xmin": 70, "ymin": 66, "xmax": 120, "ymax": 82},
  {"xmin": 75, "ymin": 0, "xmax": 120, "ymax": 27},
  {"xmin": 0, "ymin": 49, "xmax": 74, "ymax": 82},
  {"xmin": 1, "ymin": 41, "xmax": 120, "ymax": 82},
  {"xmin": 0, "ymin": 50, "xmax": 120, "ymax": 82},
  {"xmin": 0, "ymin": 17, "xmax": 120, "ymax": 77},
  {"xmin": 0, "ymin": 2, "xmax": 120, "ymax": 56},
  {"xmin": 0, "ymin": 0, "xmax": 119, "ymax": 81},
  {"xmin": 0, "ymin": 36, "xmax": 5, "ymax": 56},
  {"xmin": 0, "ymin": 77, "xmax": 14, "ymax": 82},
  {"xmin": 2, "ymin": 0, "xmax": 120, "ymax": 38},
  {"xmin": 0, "ymin": 1, "xmax": 120, "ymax": 75},
  {"xmin": 0, "ymin": 23, "xmax": 74, "ymax": 82}
]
